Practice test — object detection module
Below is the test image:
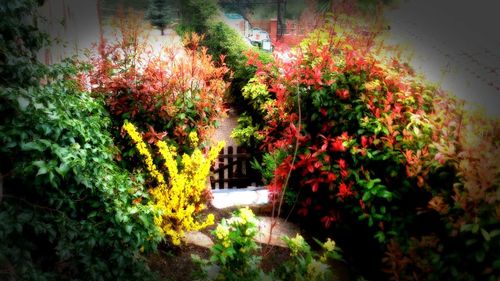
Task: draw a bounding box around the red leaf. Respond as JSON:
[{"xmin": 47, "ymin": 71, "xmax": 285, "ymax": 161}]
[
  {"xmin": 326, "ymin": 172, "xmax": 337, "ymax": 182},
  {"xmin": 321, "ymin": 215, "xmax": 337, "ymax": 228},
  {"xmin": 336, "ymin": 89, "xmax": 350, "ymax": 100},
  {"xmin": 361, "ymin": 136, "xmax": 368, "ymax": 148}
]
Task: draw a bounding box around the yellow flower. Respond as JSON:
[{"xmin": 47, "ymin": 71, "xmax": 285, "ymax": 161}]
[
  {"xmin": 307, "ymin": 260, "xmax": 328, "ymax": 279},
  {"xmin": 288, "ymin": 234, "xmax": 306, "ymax": 256},
  {"xmin": 123, "ymin": 121, "xmax": 223, "ymax": 245},
  {"xmin": 123, "ymin": 121, "xmax": 166, "ymax": 188},
  {"xmin": 215, "ymin": 224, "xmax": 230, "ymax": 240},
  {"xmin": 239, "ymin": 207, "xmax": 254, "ymax": 224},
  {"xmin": 188, "ymin": 131, "xmax": 199, "ymax": 147},
  {"xmin": 323, "ymin": 238, "xmax": 336, "ymax": 252}
]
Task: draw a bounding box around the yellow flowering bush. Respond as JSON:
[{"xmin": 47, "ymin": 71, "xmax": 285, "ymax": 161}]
[{"xmin": 123, "ymin": 121, "xmax": 224, "ymax": 245}]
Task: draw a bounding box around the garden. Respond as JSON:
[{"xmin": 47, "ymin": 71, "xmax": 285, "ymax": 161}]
[{"xmin": 1, "ymin": 0, "xmax": 499, "ymax": 280}]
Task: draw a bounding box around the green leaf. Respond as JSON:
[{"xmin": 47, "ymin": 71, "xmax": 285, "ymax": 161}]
[
  {"xmin": 55, "ymin": 162, "xmax": 70, "ymax": 177},
  {"xmin": 481, "ymin": 228, "xmax": 491, "ymax": 241},
  {"xmin": 125, "ymin": 224, "xmax": 133, "ymax": 234},
  {"xmin": 472, "ymin": 223, "xmax": 480, "ymax": 233},
  {"xmin": 17, "ymin": 96, "xmax": 30, "ymax": 111},
  {"xmin": 37, "ymin": 166, "xmax": 48, "ymax": 176},
  {"xmin": 21, "ymin": 141, "xmax": 45, "ymax": 152},
  {"xmin": 460, "ymin": 224, "xmax": 472, "ymax": 232},
  {"xmin": 379, "ymin": 190, "xmax": 393, "ymax": 201},
  {"xmin": 488, "ymin": 229, "xmax": 500, "ymax": 238},
  {"xmin": 374, "ymin": 231, "xmax": 385, "ymax": 242},
  {"xmin": 362, "ymin": 192, "xmax": 372, "ymax": 201}
]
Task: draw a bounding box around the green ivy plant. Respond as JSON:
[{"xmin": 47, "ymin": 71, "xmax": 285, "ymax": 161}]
[{"xmin": 0, "ymin": 1, "xmax": 162, "ymax": 279}]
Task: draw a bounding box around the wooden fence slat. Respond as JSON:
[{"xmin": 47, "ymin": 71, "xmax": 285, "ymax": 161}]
[
  {"xmin": 236, "ymin": 147, "xmax": 244, "ymax": 181},
  {"xmin": 218, "ymin": 146, "xmax": 225, "ymax": 189},
  {"xmin": 210, "ymin": 145, "xmax": 257, "ymax": 189},
  {"xmin": 227, "ymin": 146, "xmax": 234, "ymax": 188}
]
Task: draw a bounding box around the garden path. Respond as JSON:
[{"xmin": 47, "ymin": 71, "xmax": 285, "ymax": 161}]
[{"xmin": 210, "ymin": 107, "xmax": 239, "ymax": 147}]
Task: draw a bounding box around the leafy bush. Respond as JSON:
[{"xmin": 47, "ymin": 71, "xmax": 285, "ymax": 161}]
[
  {"xmin": 192, "ymin": 207, "xmax": 342, "ymax": 281},
  {"xmin": 383, "ymin": 109, "xmax": 500, "ymax": 280},
  {"xmin": 192, "ymin": 207, "xmax": 263, "ymax": 280},
  {"xmin": 240, "ymin": 20, "xmax": 500, "ymax": 280},
  {"xmin": 203, "ymin": 21, "xmax": 272, "ymax": 111},
  {"xmin": 0, "ymin": 61, "xmax": 163, "ymax": 280},
  {"xmin": 177, "ymin": 0, "xmax": 218, "ymax": 34},
  {"xmin": 0, "ymin": 2, "xmax": 162, "ymax": 279},
  {"xmin": 84, "ymin": 17, "xmax": 229, "ymax": 153},
  {"xmin": 123, "ymin": 121, "xmax": 224, "ymax": 245},
  {"xmin": 0, "ymin": 0, "xmax": 48, "ymax": 87},
  {"xmin": 230, "ymin": 114, "xmax": 264, "ymax": 147}
]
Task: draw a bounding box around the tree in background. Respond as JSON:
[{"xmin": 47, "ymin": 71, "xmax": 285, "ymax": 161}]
[
  {"xmin": 179, "ymin": 0, "xmax": 217, "ymax": 33},
  {"xmin": 146, "ymin": 0, "xmax": 173, "ymax": 35}
]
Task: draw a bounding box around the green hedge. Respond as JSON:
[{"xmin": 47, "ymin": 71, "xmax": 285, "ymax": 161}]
[{"xmin": 203, "ymin": 21, "xmax": 272, "ymax": 110}]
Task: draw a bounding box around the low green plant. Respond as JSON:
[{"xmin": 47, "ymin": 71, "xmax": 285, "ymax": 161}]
[
  {"xmin": 274, "ymin": 234, "xmax": 342, "ymax": 281},
  {"xmin": 251, "ymin": 149, "xmax": 288, "ymax": 185},
  {"xmin": 192, "ymin": 207, "xmax": 342, "ymax": 281},
  {"xmin": 192, "ymin": 207, "xmax": 263, "ymax": 281}
]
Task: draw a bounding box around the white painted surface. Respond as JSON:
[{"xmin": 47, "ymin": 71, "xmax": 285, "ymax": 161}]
[
  {"xmin": 38, "ymin": 0, "xmax": 100, "ymax": 63},
  {"xmin": 211, "ymin": 187, "xmax": 269, "ymax": 209}
]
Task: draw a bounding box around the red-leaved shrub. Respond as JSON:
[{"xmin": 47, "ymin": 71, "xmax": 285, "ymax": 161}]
[
  {"xmin": 82, "ymin": 12, "xmax": 229, "ymax": 150},
  {"xmin": 240, "ymin": 17, "xmax": 499, "ymax": 280}
]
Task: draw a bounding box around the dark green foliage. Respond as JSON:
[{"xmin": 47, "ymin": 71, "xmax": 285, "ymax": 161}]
[
  {"xmin": 0, "ymin": 0, "xmax": 49, "ymax": 87},
  {"xmin": 203, "ymin": 21, "xmax": 272, "ymax": 111},
  {"xmin": 0, "ymin": 61, "xmax": 162, "ymax": 280},
  {"xmin": 178, "ymin": 0, "xmax": 218, "ymax": 34},
  {"xmin": 0, "ymin": 1, "xmax": 162, "ymax": 280},
  {"xmin": 146, "ymin": 0, "xmax": 174, "ymax": 35}
]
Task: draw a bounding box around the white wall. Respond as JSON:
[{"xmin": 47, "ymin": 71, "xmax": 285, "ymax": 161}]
[{"xmin": 38, "ymin": 0, "xmax": 101, "ymax": 64}]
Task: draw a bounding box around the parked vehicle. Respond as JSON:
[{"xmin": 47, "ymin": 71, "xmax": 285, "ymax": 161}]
[
  {"xmin": 248, "ymin": 28, "xmax": 273, "ymax": 51},
  {"xmin": 223, "ymin": 13, "xmax": 273, "ymax": 52}
]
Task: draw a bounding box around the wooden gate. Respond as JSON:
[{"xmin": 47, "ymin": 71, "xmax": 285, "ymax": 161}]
[{"xmin": 210, "ymin": 146, "xmax": 259, "ymax": 189}]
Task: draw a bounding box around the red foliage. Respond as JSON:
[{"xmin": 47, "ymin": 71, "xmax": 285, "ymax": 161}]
[
  {"xmin": 244, "ymin": 16, "xmax": 500, "ymax": 280},
  {"xmin": 82, "ymin": 17, "xmax": 229, "ymax": 147}
]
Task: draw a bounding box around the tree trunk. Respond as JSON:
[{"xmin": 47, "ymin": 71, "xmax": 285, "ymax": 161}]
[{"xmin": 161, "ymin": 28, "xmax": 164, "ymax": 36}]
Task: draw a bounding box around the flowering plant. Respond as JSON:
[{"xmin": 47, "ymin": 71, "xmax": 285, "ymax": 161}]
[
  {"xmin": 192, "ymin": 208, "xmax": 341, "ymax": 281},
  {"xmin": 82, "ymin": 13, "xmax": 229, "ymax": 155},
  {"xmin": 193, "ymin": 207, "xmax": 263, "ymax": 280},
  {"xmin": 123, "ymin": 121, "xmax": 224, "ymax": 245}
]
